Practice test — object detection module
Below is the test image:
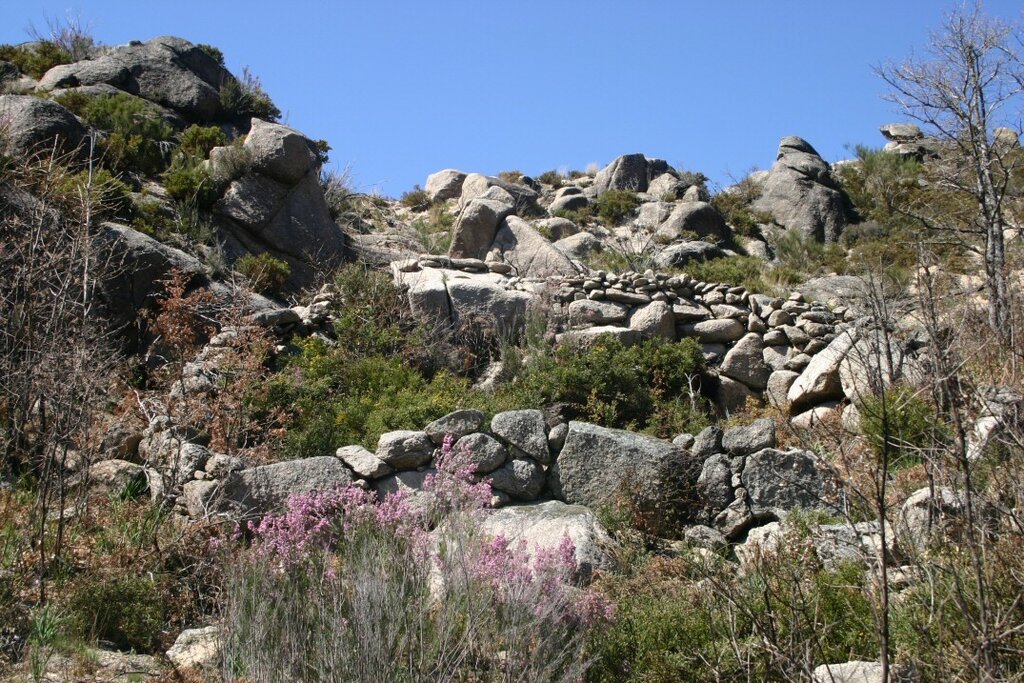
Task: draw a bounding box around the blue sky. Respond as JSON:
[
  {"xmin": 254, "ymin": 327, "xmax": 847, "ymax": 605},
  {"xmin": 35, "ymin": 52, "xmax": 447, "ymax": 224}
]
[{"xmin": 4, "ymin": 2, "xmax": 1022, "ymax": 196}]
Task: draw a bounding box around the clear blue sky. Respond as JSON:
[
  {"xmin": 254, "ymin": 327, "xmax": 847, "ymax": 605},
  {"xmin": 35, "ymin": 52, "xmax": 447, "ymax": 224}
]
[{"xmin": 5, "ymin": 2, "xmax": 1022, "ymax": 196}]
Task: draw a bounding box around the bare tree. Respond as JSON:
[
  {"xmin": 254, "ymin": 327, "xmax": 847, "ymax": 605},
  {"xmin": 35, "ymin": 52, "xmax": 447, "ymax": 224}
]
[{"xmin": 877, "ymin": 3, "xmax": 1024, "ymax": 346}]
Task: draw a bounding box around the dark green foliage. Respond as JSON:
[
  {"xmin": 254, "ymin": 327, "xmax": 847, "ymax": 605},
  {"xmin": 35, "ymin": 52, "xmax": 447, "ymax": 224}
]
[
  {"xmin": 66, "ymin": 575, "xmax": 166, "ymax": 652},
  {"xmin": 684, "ymin": 255, "xmax": 785, "ymax": 292},
  {"xmin": 710, "ymin": 187, "xmax": 774, "ymax": 237},
  {"xmin": 81, "ymin": 93, "xmax": 173, "ymax": 176},
  {"xmin": 196, "ymin": 43, "xmax": 225, "ymax": 67},
  {"xmin": 594, "ymin": 189, "xmax": 641, "ymax": 226},
  {"xmin": 773, "ymin": 227, "xmax": 848, "ymax": 276},
  {"xmin": 0, "ymin": 41, "xmax": 71, "ymax": 79},
  {"xmin": 588, "ymin": 550, "xmax": 880, "ymax": 682},
  {"xmin": 313, "ymin": 138, "xmax": 330, "ymax": 166},
  {"xmin": 51, "ymin": 89, "xmax": 92, "ymax": 117},
  {"xmin": 502, "ymin": 336, "xmax": 708, "ymax": 438},
  {"xmin": 859, "ymin": 386, "xmax": 946, "ymax": 467},
  {"xmin": 537, "ymin": 169, "xmax": 564, "ymax": 188},
  {"xmin": 163, "ymin": 161, "xmax": 219, "ymax": 210},
  {"xmin": 400, "ymin": 184, "xmax": 431, "ymax": 210},
  {"xmin": 675, "ymin": 169, "xmax": 708, "ymax": 190},
  {"xmin": 177, "ymin": 124, "xmax": 227, "ymax": 159},
  {"xmin": 836, "ymin": 145, "xmax": 923, "ymax": 230},
  {"xmin": 261, "ymin": 338, "xmax": 479, "ymax": 453},
  {"xmin": 219, "ymin": 67, "xmax": 281, "ymax": 122},
  {"xmin": 57, "ymin": 167, "xmax": 133, "ymax": 221},
  {"xmin": 235, "ymin": 253, "xmax": 291, "ymax": 296}
]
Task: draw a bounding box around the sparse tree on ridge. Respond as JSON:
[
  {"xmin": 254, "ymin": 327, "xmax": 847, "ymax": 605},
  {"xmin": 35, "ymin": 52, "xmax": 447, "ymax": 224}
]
[{"xmin": 877, "ymin": 2, "xmax": 1024, "ymax": 345}]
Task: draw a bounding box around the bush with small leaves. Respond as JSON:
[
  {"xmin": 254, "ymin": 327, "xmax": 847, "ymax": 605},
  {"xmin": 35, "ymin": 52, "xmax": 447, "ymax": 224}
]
[
  {"xmin": 66, "ymin": 574, "xmax": 166, "ymax": 652},
  {"xmin": 0, "ymin": 41, "xmax": 71, "ymax": 79},
  {"xmin": 81, "ymin": 93, "xmax": 174, "ymax": 176},
  {"xmin": 594, "ymin": 189, "xmax": 641, "ymax": 226},
  {"xmin": 219, "ymin": 66, "xmax": 281, "ymax": 122},
  {"xmin": 177, "ymin": 124, "xmax": 227, "ymax": 159},
  {"xmin": 537, "ymin": 169, "xmax": 564, "ymax": 188},
  {"xmin": 235, "ymin": 253, "xmax": 291, "ymax": 296},
  {"xmin": 57, "ymin": 167, "xmax": 133, "ymax": 221},
  {"xmin": 400, "ymin": 184, "xmax": 431, "ymax": 210},
  {"xmin": 196, "ymin": 43, "xmax": 225, "ymax": 67}
]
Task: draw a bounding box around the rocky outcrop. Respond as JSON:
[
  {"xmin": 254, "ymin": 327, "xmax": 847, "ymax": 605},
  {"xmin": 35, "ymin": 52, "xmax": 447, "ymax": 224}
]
[
  {"xmin": 490, "ymin": 216, "xmax": 578, "ymax": 277},
  {"xmin": 753, "ymin": 136, "xmax": 849, "ymax": 242},
  {"xmin": 212, "ymin": 119, "xmax": 345, "ymax": 288},
  {"xmin": 0, "ymin": 95, "xmax": 85, "ymax": 157},
  {"xmin": 38, "ymin": 36, "xmax": 230, "ymax": 121},
  {"xmin": 549, "ymin": 422, "xmax": 691, "ymax": 509},
  {"xmin": 425, "ymin": 169, "xmax": 467, "ymax": 202},
  {"xmin": 481, "ymin": 501, "xmax": 617, "ymax": 580}
]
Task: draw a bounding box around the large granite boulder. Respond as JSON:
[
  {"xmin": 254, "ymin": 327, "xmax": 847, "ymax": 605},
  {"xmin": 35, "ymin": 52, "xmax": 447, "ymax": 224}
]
[
  {"xmin": 212, "ymin": 119, "xmax": 345, "ymax": 288},
  {"xmin": 593, "ymin": 153, "xmax": 649, "ymax": 194},
  {"xmin": 753, "ymin": 136, "xmax": 849, "ymax": 242},
  {"xmin": 550, "ymin": 421, "xmax": 695, "ymax": 511},
  {"xmin": 448, "ymin": 197, "xmax": 515, "ymax": 260},
  {"xmin": 481, "ymin": 501, "xmax": 617, "ymax": 580},
  {"xmin": 654, "ymin": 202, "xmax": 730, "ymax": 242},
  {"xmin": 218, "ymin": 456, "xmax": 353, "ymax": 516},
  {"xmin": 38, "ymin": 36, "xmax": 229, "ymax": 121},
  {"xmin": 0, "ymin": 95, "xmax": 85, "ymax": 157},
  {"xmin": 490, "ymin": 216, "xmax": 578, "ymax": 277}
]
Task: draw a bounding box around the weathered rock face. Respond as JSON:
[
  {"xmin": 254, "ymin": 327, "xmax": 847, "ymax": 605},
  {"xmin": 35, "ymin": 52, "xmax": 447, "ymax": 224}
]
[
  {"xmin": 481, "ymin": 501, "xmax": 617, "ymax": 580},
  {"xmin": 787, "ymin": 329, "xmax": 858, "ymax": 412},
  {"xmin": 218, "ymin": 456, "xmax": 354, "ymax": 516},
  {"xmin": 490, "ymin": 216, "xmax": 578, "ymax": 277},
  {"xmin": 897, "ymin": 486, "xmax": 966, "ymax": 555},
  {"xmin": 653, "ymin": 202, "xmax": 730, "ymax": 242},
  {"xmin": 459, "ymin": 173, "xmax": 539, "ymax": 210},
  {"xmin": 550, "ymin": 421, "xmax": 688, "ymax": 509},
  {"xmin": 213, "ymin": 119, "xmax": 345, "ymax": 289},
  {"xmin": 395, "ymin": 266, "xmax": 533, "ymax": 330},
  {"xmin": 448, "ymin": 197, "xmax": 515, "ymax": 260},
  {"xmin": 166, "ymin": 626, "xmax": 221, "ymax": 671},
  {"xmin": 376, "ymin": 430, "xmax": 435, "ymax": 469},
  {"xmin": 593, "ymin": 153, "xmax": 650, "ymax": 194},
  {"xmin": 490, "ymin": 410, "xmax": 550, "ymax": 464},
  {"xmin": 812, "ymin": 660, "xmax": 916, "ymax": 683},
  {"xmin": 753, "ymin": 136, "xmax": 848, "ymax": 242},
  {"xmin": 425, "ymin": 409, "xmax": 486, "ymax": 444},
  {"xmin": 38, "ymin": 36, "xmax": 229, "ymax": 121},
  {"xmin": 654, "ymin": 240, "xmax": 724, "ymax": 269},
  {"xmin": 454, "ymin": 433, "xmax": 508, "ymax": 474},
  {"xmin": 0, "ymin": 95, "xmax": 86, "ymax": 157},
  {"xmin": 741, "ymin": 448, "xmax": 835, "ymax": 517},
  {"xmin": 425, "ymin": 169, "xmax": 467, "ymax": 202}
]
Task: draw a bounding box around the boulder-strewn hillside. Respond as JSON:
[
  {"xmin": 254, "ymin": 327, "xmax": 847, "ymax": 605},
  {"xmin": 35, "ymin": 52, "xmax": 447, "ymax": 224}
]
[{"xmin": 2, "ymin": 24, "xmax": 1024, "ymax": 683}]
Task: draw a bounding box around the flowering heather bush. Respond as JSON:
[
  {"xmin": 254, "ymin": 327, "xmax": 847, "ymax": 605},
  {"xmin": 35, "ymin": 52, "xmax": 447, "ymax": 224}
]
[{"xmin": 223, "ymin": 434, "xmax": 613, "ymax": 682}]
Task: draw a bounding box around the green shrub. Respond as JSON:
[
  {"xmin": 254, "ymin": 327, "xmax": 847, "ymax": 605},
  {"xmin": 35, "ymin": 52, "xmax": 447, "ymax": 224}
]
[
  {"xmin": 553, "ymin": 206, "xmax": 594, "ymax": 226},
  {"xmin": 859, "ymin": 386, "xmax": 946, "ymax": 468},
  {"xmin": 684, "ymin": 255, "xmax": 771, "ymax": 290},
  {"xmin": 0, "ymin": 41, "xmax": 71, "ymax": 79},
  {"xmin": 235, "ymin": 253, "xmax": 291, "ymax": 296},
  {"xmin": 710, "ymin": 188, "xmax": 773, "ymax": 237},
  {"xmin": 196, "ymin": 43, "xmax": 225, "ymax": 67},
  {"xmin": 177, "ymin": 124, "xmax": 226, "ymax": 159},
  {"xmin": 66, "ymin": 575, "xmax": 166, "ymax": 652},
  {"xmin": 836, "ymin": 145, "xmax": 923, "ymax": 229},
  {"xmin": 52, "ymin": 89, "xmax": 92, "ymax": 117},
  {"xmin": 219, "ymin": 67, "xmax": 281, "ymax": 122},
  {"xmin": 594, "ymin": 189, "xmax": 640, "ymax": 226},
  {"xmin": 499, "ymin": 336, "xmax": 708, "ymax": 437},
  {"xmin": 773, "ymin": 227, "xmax": 848, "ymax": 276},
  {"xmin": 164, "ymin": 161, "xmax": 218, "ymax": 209},
  {"xmin": 82, "ymin": 93, "xmax": 174, "ymax": 176},
  {"xmin": 400, "ymin": 184, "xmax": 431, "ymax": 210},
  {"xmin": 57, "ymin": 167, "xmax": 133, "ymax": 220},
  {"xmin": 411, "ymin": 203, "xmax": 455, "ymax": 252},
  {"xmin": 537, "ymin": 169, "xmax": 564, "ymax": 188}
]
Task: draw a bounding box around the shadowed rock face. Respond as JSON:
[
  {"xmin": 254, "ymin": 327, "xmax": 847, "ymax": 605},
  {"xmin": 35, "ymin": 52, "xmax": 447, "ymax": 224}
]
[
  {"xmin": 0, "ymin": 95, "xmax": 86, "ymax": 157},
  {"xmin": 753, "ymin": 135, "xmax": 849, "ymax": 243}
]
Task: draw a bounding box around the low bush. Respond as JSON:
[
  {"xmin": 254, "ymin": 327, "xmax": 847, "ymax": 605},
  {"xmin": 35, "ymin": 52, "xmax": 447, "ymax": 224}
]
[
  {"xmin": 163, "ymin": 161, "xmax": 219, "ymax": 210},
  {"xmin": 411, "ymin": 204, "xmax": 455, "ymax": 253},
  {"xmin": 399, "ymin": 184, "xmax": 430, "ymax": 210},
  {"xmin": 859, "ymin": 386, "xmax": 946, "ymax": 468},
  {"xmin": 219, "ymin": 67, "xmax": 281, "ymax": 122},
  {"xmin": 683, "ymin": 255, "xmax": 779, "ymax": 292},
  {"xmin": 222, "ymin": 440, "xmax": 611, "ymax": 682},
  {"xmin": 66, "ymin": 574, "xmax": 166, "ymax": 652},
  {"xmin": 235, "ymin": 253, "xmax": 291, "ymax": 296},
  {"xmin": 594, "ymin": 189, "xmax": 640, "ymax": 226},
  {"xmin": 81, "ymin": 93, "xmax": 174, "ymax": 177},
  {"xmin": 0, "ymin": 41, "xmax": 71, "ymax": 79},
  {"xmin": 196, "ymin": 43, "xmax": 225, "ymax": 67},
  {"xmin": 177, "ymin": 124, "xmax": 227, "ymax": 159},
  {"xmin": 500, "ymin": 336, "xmax": 709, "ymax": 438},
  {"xmin": 57, "ymin": 167, "xmax": 133, "ymax": 220},
  {"xmin": 537, "ymin": 169, "xmax": 564, "ymax": 188}
]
